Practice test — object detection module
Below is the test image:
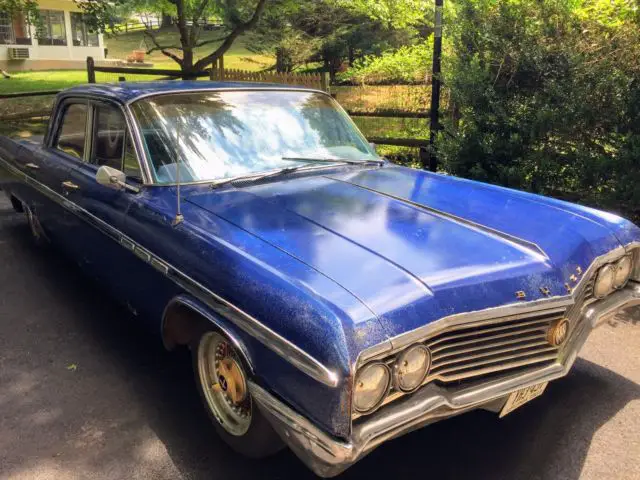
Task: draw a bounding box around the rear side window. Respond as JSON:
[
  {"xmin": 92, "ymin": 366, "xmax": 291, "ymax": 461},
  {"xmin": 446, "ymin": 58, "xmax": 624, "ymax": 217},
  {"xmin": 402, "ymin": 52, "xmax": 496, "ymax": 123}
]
[{"xmin": 56, "ymin": 103, "xmax": 87, "ymax": 159}]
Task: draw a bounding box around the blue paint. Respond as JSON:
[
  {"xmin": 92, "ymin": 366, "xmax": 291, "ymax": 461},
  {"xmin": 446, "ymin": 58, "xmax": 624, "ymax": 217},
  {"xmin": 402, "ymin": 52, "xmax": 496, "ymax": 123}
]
[{"xmin": 1, "ymin": 83, "xmax": 639, "ymax": 440}]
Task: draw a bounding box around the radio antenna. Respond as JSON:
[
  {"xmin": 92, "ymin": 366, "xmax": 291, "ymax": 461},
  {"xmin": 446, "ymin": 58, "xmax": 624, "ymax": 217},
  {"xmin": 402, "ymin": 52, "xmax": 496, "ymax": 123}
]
[{"xmin": 172, "ymin": 116, "xmax": 184, "ymax": 227}]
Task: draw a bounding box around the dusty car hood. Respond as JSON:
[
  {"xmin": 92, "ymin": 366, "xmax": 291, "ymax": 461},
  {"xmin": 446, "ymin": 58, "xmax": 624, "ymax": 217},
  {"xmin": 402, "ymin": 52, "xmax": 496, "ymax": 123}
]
[{"xmin": 185, "ymin": 165, "xmax": 628, "ymax": 338}]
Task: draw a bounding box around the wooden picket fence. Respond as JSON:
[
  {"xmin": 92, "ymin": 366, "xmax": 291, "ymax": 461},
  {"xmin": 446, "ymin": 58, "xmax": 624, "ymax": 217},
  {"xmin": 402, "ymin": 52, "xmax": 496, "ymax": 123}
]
[{"xmin": 210, "ymin": 66, "xmax": 328, "ymax": 92}]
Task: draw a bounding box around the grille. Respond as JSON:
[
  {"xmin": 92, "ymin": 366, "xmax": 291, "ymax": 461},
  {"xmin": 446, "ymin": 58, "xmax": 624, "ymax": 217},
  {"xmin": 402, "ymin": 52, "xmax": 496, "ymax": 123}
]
[
  {"xmin": 369, "ymin": 310, "xmax": 567, "ymax": 413},
  {"xmin": 423, "ymin": 310, "xmax": 564, "ymax": 384}
]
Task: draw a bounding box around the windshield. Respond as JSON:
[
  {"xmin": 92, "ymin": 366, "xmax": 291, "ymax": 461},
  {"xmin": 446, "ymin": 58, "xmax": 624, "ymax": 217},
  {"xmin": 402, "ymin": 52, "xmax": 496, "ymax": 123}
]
[{"xmin": 130, "ymin": 90, "xmax": 380, "ymax": 184}]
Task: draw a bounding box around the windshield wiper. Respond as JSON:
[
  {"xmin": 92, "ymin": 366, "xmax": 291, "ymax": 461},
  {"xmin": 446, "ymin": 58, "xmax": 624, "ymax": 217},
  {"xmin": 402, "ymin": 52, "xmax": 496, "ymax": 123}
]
[
  {"xmin": 209, "ymin": 166, "xmax": 300, "ymax": 189},
  {"xmin": 281, "ymin": 156, "xmax": 384, "ymax": 166}
]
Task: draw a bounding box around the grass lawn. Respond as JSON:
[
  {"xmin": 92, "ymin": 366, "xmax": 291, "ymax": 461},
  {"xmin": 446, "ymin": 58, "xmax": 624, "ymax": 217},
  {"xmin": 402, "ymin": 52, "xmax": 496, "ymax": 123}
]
[
  {"xmin": 0, "ymin": 71, "xmax": 88, "ymax": 93},
  {"xmin": 105, "ymin": 28, "xmax": 272, "ymax": 70},
  {"xmin": 0, "ymin": 29, "xmax": 272, "ymax": 94}
]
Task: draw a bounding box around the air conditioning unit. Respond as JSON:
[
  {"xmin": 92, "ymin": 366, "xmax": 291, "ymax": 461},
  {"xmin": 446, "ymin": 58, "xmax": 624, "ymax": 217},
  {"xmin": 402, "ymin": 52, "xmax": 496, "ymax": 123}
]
[{"xmin": 8, "ymin": 47, "xmax": 30, "ymax": 60}]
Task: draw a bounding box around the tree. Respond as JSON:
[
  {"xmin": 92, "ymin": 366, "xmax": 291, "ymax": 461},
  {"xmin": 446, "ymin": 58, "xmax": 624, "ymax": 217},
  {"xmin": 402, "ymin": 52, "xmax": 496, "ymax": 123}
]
[
  {"xmin": 79, "ymin": 0, "xmax": 272, "ymax": 78},
  {"xmin": 0, "ymin": 0, "xmax": 42, "ymax": 33},
  {"xmin": 247, "ymin": 0, "xmax": 413, "ymax": 78}
]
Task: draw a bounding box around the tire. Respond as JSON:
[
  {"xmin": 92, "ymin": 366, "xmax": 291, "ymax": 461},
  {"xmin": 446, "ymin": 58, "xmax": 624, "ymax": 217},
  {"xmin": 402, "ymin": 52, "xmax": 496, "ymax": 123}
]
[{"xmin": 191, "ymin": 329, "xmax": 284, "ymax": 458}]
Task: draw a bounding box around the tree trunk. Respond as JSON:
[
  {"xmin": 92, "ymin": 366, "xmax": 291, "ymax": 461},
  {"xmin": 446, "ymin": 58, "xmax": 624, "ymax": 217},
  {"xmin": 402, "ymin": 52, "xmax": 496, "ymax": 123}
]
[{"xmin": 182, "ymin": 48, "xmax": 195, "ymax": 79}]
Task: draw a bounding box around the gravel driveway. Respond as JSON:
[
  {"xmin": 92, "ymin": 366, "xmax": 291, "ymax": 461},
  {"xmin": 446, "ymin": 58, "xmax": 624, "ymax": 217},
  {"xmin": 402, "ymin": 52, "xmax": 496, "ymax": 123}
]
[{"xmin": 0, "ymin": 195, "xmax": 638, "ymax": 480}]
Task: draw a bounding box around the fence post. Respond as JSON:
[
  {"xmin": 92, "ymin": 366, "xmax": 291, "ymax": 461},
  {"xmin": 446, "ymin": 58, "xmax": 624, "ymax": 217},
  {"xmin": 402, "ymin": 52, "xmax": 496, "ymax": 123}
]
[
  {"xmin": 427, "ymin": 0, "xmax": 444, "ymax": 172},
  {"xmin": 87, "ymin": 56, "xmax": 96, "ymax": 83},
  {"xmin": 218, "ymin": 56, "xmax": 224, "ymax": 80},
  {"xmin": 320, "ymin": 71, "xmax": 329, "ymax": 92}
]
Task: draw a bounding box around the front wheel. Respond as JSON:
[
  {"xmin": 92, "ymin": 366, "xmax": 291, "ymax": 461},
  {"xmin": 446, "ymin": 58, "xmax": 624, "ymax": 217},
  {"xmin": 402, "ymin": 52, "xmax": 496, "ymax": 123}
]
[{"xmin": 192, "ymin": 330, "xmax": 284, "ymax": 458}]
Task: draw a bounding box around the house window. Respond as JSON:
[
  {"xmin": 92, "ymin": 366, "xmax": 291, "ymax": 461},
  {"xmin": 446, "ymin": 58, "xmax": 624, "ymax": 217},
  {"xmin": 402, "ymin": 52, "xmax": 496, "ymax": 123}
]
[
  {"xmin": 38, "ymin": 10, "xmax": 66, "ymax": 46},
  {"xmin": 0, "ymin": 11, "xmax": 32, "ymax": 45},
  {"xmin": 70, "ymin": 13, "xmax": 98, "ymax": 47}
]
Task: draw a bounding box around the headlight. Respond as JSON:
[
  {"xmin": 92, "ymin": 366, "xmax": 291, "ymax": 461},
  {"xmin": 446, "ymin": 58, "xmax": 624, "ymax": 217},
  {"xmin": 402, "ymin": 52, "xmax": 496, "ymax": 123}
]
[
  {"xmin": 353, "ymin": 362, "xmax": 390, "ymax": 413},
  {"xmin": 394, "ymin": 345, "xmax": 431, "ymax": 392},
  {"xmin": 613, "ymin": 255, "xmax": 633, "ymax": 289},
  {"xmin": 594, "ymin": 263, "xmax": 615, "ymax": 299}
]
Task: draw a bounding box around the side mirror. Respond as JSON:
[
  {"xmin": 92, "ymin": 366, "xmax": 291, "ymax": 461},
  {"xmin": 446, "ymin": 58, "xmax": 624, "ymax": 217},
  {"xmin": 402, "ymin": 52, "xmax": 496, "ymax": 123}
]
[{"xmin": 96, "ymin": 165, "xmax": 140, "ymax": 193}]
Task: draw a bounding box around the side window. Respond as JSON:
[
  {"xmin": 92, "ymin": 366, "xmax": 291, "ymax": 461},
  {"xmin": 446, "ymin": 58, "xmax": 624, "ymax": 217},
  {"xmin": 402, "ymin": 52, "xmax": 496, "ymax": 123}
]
[
  {"xmin": 92, "ymin": 104, "xmax": 142, "ymax": 181},
  {"xmin": 55, "ymin": 103, "xmax": 87, "ymax": 159}
]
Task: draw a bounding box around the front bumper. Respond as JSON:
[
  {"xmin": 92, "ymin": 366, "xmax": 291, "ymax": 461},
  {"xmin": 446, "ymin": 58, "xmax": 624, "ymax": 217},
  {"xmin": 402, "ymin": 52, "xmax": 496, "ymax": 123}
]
[{"xmin": 249, "ymin": 283, "xmax": 640, "ymax": 477}]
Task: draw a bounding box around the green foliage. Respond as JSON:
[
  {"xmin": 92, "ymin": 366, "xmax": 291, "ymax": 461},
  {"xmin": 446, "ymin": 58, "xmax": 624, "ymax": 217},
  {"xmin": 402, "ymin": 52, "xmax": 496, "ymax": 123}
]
[
  {"xmin": 338, "ymin": 40, "xmax": 432, "ymax": 84},
  {"xmin": 337, "ymin": 0, "xmax": 431, "ymax": 29},
  {"xmin": 438, "ymin": 0, "xmax": 640, "ymax": 221},
  {"xmin": 247, "ymin": 0, "xmax": 413, "ymax": 76},
  {"xmin": 0, "ymin": 0, "xmax": 42, "ymax": 33},
  {"xmin": 78, "ymin": 0, "xmax": 273, "ymax": 74}
]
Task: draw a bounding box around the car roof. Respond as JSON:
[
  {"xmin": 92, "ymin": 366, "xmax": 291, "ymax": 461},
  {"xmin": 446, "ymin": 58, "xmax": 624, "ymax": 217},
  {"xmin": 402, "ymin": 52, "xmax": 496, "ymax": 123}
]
[{"xmin": 61, "ymin": 80, "xmax": 323, "ymax": 104}]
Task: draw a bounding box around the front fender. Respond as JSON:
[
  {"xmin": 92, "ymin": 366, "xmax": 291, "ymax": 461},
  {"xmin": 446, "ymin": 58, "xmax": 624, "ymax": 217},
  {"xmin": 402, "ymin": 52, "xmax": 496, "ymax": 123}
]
[{"xmin": 161, "ymin": 293, "xmax": 354, "ymax": 438}]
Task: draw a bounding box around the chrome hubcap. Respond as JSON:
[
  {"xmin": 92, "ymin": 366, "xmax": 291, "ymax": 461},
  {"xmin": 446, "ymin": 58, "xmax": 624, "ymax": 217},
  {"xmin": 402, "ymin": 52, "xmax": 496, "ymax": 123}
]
[{"xmin": 197, "ymin": 332, "xmax": 251, "ymax": 436}]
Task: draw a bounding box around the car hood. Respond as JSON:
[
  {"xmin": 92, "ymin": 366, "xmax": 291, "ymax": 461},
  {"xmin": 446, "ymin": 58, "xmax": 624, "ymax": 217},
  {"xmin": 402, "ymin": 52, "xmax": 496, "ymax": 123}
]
[{"xmin": 184, "ymin": 165, "xmax": 630, "ymax": 339}]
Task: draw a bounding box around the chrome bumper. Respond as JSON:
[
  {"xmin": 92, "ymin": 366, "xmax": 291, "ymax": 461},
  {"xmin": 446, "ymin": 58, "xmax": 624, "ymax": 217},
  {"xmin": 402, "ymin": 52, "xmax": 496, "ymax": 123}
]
[{"xmin": 249, "ymin": 283, "xmax": 640, "ymax": 478}]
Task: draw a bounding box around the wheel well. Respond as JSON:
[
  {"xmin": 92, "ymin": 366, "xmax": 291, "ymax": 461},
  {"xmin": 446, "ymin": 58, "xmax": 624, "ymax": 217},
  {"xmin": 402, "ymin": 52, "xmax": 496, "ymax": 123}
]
[
  {"xmin": 9, "ymin": 195, "xmax": 23, "ymax": 213},
  {"xmin": 161, "ymin": 302, "xmax": 210, "ymax": 350},
  {"xmin": 162, "ymin": 300, "xmax": 254, "ymax": 373}
]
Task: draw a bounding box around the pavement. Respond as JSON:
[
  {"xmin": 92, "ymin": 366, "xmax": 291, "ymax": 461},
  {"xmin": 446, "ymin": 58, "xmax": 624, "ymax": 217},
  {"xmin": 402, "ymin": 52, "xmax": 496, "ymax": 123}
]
[{"xmin": 0, "ymin": 194, "xmax": 638, "ymax": 480}]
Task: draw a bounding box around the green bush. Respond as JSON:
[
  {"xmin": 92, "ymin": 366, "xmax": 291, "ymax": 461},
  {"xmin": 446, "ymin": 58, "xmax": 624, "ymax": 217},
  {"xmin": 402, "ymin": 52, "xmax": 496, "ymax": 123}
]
[
  {"xmin": 338, "ymin": 40, "xmax": 432, "ymax": 84},
  {"xmin": 438, "ymin": 0, "xmax": 640, "ymax": 222}
]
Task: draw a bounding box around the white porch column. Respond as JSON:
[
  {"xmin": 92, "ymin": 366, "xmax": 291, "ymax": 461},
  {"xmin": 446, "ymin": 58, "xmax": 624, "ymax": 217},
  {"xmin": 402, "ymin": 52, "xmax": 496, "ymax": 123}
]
[{"xmin": 63, "ymin": 10, "xmax": 73, "ymax": 59}]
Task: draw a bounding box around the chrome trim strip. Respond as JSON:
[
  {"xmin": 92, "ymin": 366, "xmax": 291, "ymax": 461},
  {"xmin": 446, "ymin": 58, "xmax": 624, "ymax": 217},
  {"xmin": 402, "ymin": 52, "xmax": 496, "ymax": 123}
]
[
  {"xmin": 328, "ymin": 176, "xmax": 549, "ymax": 261},
  {"xmin": 124, "ymin": 86, "xmax": 330, "ymax": 106},
  {"xmin": 0, "ymin": 155, "xmax": 339, "ymax": 388},
  {"xmin": 251, "ymin": 284, "xmax": 640, "ymax": 477}
]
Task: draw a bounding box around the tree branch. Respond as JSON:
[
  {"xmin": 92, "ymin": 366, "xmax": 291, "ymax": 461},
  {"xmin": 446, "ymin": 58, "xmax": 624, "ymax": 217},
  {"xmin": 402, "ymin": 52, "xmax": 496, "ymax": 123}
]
[
  {"xmin": 144, "ymin": 29, "xmax": 183, "ymax": 66},
  {"xmin": 189, "ymin": 0, "xmax": 210, "ymax": 45},
  {"xmin": 194, "ymin": 36, "xmax": 227, "ymax": 48},
  {"xmin": 193, "ymin": 0, "xmax": 269, "ymax": 72}
]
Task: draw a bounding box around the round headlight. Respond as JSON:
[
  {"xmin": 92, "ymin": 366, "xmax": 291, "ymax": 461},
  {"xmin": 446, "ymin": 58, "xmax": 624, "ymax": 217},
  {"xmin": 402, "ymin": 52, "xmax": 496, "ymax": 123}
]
[
  {"xmin": 394, "ymin": 345, "xmax": 431, "ymax": 392},
  {"xmin": 594, "ymin": 264, "xmax": 615, "ymax": 299},
  {"xmin": 353, "ymin": 362, "xmax": 390, "ymax": 413},
  {"xmin": 613, "ymin": 255, "xmax": 633, "ymax": 289}
]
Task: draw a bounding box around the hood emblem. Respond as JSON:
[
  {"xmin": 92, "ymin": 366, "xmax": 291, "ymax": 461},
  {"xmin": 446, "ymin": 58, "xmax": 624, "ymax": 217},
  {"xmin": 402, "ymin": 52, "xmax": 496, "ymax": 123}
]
[
  {"xmin": 539, "ymin": 287, "xmax": 551, "ymax": 296},
  {"xmin": 515, "ymin": 291, "xmax": 526, "ymax": 300},
  {"xmin": 547, "ymin": 319, "xmax": 570, "ymax": 346}
]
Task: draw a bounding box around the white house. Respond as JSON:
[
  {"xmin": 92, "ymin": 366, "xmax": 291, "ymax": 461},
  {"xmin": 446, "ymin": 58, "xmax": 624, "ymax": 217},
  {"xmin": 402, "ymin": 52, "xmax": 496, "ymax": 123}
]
[{"xmin": 0, "ymin": 0, "xmax": 105, "ymax": 71}]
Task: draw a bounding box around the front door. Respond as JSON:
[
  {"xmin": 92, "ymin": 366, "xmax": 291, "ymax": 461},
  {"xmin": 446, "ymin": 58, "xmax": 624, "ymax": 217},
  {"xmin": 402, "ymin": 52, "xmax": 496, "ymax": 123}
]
[{"xmin": 62, "ymin": 101, "xmax": 152, "ymax": 311}]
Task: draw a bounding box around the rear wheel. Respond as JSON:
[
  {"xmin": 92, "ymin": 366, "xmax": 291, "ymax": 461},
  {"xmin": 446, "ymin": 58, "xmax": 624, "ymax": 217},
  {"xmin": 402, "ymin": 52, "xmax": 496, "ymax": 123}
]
[
  {"xmin": 24, "ymin": 204, "xmax": 49, "ymax": 247},
  {"xmin": 192, "ymin": 330, "xmax": 284, "ymax": 458}
]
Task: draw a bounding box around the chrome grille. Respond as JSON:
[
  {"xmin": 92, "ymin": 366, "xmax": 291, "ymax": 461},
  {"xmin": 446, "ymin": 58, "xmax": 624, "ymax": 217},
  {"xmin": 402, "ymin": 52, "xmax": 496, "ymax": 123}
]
[
  {"xmin": 424, "ymin": 311, "xmax": 563, "ymax": 383},
  {"xmin": 361, "ymin": 310, "xmax": 568, "ymax": 416}
]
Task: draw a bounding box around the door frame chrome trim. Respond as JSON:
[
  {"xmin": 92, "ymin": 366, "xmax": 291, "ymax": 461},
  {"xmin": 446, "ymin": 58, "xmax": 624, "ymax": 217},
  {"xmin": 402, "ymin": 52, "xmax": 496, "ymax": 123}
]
[{"xmin": 0, "ymin": 155, "xmax": 339, "ymax": 388}]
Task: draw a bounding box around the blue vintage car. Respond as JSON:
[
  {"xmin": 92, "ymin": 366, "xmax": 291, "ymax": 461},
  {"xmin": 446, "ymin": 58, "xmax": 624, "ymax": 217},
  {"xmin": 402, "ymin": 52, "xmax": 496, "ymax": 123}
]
[{"xmin": 1, "ymin": 82, "xmax": 639, "ymax": 476}]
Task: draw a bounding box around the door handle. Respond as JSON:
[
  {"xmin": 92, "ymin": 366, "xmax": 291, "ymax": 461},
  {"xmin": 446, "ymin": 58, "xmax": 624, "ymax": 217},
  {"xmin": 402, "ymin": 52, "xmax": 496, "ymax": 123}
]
[
  {"xmin": 61, "ymin": 180, "xmax": 80, "ymax": 191},
  {"xmin": 25, "ymin": 163, "xmax": 40, "ymax": 170}
]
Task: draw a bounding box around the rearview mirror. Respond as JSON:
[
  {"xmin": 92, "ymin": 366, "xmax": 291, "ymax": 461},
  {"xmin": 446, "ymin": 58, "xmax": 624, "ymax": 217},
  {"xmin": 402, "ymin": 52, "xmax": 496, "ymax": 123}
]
[{"xmin": 96, "ymin": 165, "xmax": 140, "ymax": 193}]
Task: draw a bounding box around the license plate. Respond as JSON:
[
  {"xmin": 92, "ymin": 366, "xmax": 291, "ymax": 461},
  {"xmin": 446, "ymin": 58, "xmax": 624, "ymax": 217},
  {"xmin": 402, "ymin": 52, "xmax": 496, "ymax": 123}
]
[{"xmin": 499, "ymin": 382, "xmax": 548, "ymax": 418}]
